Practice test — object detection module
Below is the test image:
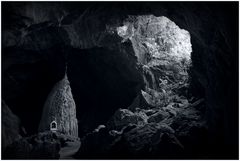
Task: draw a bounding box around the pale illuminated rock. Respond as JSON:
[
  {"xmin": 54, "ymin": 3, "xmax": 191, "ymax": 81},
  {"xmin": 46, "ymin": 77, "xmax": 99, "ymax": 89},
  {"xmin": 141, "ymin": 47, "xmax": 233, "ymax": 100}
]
[{"xmin": 117, "ymin": 15, "xmax": 192, "ymax": 64}]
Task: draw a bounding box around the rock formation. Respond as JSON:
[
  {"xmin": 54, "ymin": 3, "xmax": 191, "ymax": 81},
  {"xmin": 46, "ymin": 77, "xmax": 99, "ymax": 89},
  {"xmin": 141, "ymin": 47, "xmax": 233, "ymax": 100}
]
[{"xmin": 38, "ymin": 73, "xmax": 78, "ymax": 137}]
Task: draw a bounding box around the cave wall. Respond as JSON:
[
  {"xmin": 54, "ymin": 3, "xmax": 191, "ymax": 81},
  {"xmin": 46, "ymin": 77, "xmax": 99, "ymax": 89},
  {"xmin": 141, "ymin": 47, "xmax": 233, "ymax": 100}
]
[
  {"xmin": 150, "ymin": 3, "xmax": 238, "ymax": 157},
  {"xmin": 141, "ymin": 3, "xmax": 238, "ymax": 157}
]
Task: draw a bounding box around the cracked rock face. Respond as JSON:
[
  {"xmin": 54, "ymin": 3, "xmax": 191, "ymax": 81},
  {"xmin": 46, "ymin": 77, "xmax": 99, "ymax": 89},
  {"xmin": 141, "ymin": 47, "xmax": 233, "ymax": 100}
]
[{"xmin": 38, "ymin": 74, "xmax": 78, "ymax": 137}]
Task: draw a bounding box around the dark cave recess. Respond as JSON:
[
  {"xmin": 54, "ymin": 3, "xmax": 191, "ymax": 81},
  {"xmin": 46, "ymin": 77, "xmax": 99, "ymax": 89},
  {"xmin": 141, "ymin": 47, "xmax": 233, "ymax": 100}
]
[{"xmin": 3, "ymin": 45, "xmax": 144, "ymax": 136}]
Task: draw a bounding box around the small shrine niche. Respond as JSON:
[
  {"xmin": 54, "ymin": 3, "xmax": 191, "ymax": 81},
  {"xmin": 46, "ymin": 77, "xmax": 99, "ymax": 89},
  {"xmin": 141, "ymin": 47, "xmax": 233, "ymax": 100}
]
[{"xmin": 50, "ymin": 121, "xmax": 57, "ymax": 132}]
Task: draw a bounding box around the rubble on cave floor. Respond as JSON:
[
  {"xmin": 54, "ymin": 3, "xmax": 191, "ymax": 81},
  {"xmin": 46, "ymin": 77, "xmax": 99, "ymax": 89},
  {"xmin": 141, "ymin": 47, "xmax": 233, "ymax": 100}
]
[{"xmin": 76, "ymin": 84, "xmax": 207, "ymax": 159}]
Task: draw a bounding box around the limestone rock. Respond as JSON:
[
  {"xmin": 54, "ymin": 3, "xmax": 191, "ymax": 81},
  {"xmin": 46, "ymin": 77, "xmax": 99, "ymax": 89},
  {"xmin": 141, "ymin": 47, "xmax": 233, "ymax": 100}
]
[{"xmin": 38, "ymin": 74, "xmax": 78, "ymax": 137}]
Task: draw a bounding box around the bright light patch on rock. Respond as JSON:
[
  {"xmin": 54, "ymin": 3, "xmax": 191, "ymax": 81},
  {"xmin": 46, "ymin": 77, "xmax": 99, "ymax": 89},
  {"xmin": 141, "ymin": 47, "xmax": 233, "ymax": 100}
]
[
  {"xmin": 117, "ymin": 15, "xmax": 192, "ymax": 63},
  {"xmin": 149, "ymin": 16, "xmax": 192, "ymax": 61},
  {"xmin": 116, "ymin": 15, "xmax": 192, "ymax": 93},
  {"xmin": 117, "ymin": 25, "xmax": 128, "ymax": 37}
]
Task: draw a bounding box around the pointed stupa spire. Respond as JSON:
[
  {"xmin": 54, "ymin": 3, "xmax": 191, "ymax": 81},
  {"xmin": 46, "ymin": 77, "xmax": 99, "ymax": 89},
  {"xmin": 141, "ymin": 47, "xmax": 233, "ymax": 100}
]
[
  {"xmin": 64, "ymin": 61, "xmax": 68, "ymax": 79},
  {"xmin": 38, "ymin": 64, "xmax": 78, "ymax": 137}
]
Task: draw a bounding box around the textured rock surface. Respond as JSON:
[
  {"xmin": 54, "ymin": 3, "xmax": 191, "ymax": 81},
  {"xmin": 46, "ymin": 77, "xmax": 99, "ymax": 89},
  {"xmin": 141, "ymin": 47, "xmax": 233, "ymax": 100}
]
[
  {"xmin": 2, "ymin": 101, "xmax": 22, "ymax": 151},
  {"xmin": 115, "ymin": 123, "xmax": 183, "ymax": 158},
  {"xmin": 108, "ymin": 108, "xmax": 148, "ymax": 130},
  {"xmin": 76, "ymin": 122, "xmax": 184, "ymax": 159},
  {"xmin": 128, "ymin": 90, "xmax": 154, "ymax": 111},
  {"xmin": 38, "ymin": 74, "xmax": 78, "ymax": 137},
  {"xmin": 77, "ymin": 96, "xmax": 206, "ymax": 158}
]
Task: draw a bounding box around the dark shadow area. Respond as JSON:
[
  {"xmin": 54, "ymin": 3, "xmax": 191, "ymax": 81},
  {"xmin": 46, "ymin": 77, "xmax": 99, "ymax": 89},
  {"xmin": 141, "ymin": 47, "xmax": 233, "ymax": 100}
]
[
  {"xmin": 2, "ymin": 47, "xmax": 66, "ymax": 135},
  {"xmin": 68, "ymin": 47, "xmax": 143, "ymax": 136}
]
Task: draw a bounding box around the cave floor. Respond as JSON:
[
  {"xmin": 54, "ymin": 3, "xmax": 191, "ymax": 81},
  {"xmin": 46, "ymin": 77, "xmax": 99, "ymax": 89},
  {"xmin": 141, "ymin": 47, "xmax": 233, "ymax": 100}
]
[{"xmin": 59, "ymin": 140, "xmax": 81, "ymax": 159}]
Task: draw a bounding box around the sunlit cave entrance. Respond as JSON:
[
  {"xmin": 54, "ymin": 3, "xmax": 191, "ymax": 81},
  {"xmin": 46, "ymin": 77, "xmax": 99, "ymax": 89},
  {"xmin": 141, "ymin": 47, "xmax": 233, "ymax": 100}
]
[{"xmin": 67, "ymin": 15, "xmax": 195, "ymax": 138}]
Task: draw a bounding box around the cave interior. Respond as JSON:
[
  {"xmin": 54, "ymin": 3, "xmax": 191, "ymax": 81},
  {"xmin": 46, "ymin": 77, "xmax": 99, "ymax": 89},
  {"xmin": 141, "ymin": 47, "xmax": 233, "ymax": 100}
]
[{"xmin": 1, "ymin": 2, "xmax": 238, "ymax": 159}]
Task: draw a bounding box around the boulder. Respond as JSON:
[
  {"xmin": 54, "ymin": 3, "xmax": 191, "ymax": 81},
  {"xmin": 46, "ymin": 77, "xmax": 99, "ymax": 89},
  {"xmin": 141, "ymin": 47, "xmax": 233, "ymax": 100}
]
[
  {"xmin": 128, "ymin": 90, "xmax": 155, "ymax": 111},
  {"xmin": 108, "ymin": 108, "xmax": 148, "ymax": 130}
]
